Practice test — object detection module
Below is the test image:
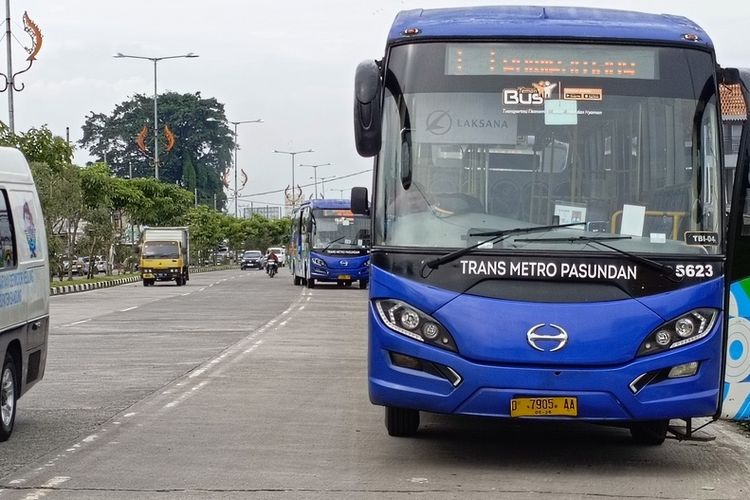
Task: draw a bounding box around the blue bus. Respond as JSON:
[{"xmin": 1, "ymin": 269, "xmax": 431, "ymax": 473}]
[
  {"xmin": 351, "ymin": 6, "xmax": 750, "ymax": 444},
  {"xmin": 290, "ymin": 199, "xmax": 370, "ymax": 289}
]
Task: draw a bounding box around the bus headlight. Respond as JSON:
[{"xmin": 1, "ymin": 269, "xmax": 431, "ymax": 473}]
[
  {"xmin": 637, "ymin": 309, "xmax": 717, "ymax": 356},
  {"xmin": 375, "ymin": 299, "xmax": 458, "ymax": 352},
  {"xmin": 312, "ymin": 257, "xmax": 326, "ymax": 267}
]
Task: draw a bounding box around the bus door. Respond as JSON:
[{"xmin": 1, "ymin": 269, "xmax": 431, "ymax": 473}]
[{"xmin": 723, "ymin": 68, "xmax": 750, "ymax": 420}]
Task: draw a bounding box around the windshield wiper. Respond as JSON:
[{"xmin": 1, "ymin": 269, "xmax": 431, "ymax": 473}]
[
  {"xmin": 322, "ymin": 236, "xmax": 347, "ymax": 252},
  {"xmin": 423, "ymin": 222, "xmax": 586, "ymax": 272},
  {"xmin": 514, "ymin": 235, "xmax": 679, "ymax": 280}
]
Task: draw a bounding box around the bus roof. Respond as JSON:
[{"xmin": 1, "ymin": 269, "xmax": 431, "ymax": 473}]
[
  {"xmin": 300, "ymin": 199, "xmax": 352, "ymax": 211},
  {"xmin": 388, "ymin": 6, "xmax": 712, "ymax": 49}
]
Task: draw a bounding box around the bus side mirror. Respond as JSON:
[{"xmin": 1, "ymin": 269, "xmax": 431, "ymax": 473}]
[
  {"xmin": 351, "ymin": 187, "xmax": 370, "ymax": 215},
  {"xmin": 354, "ymin": 60, "xmax": 382, "ymax": 157}
]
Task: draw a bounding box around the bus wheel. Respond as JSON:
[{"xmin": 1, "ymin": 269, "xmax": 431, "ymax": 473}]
[
  {"xmin": 359, "ymin": 280, "xmax": 368, "ymax": 289},
  {"xmin": 307, "ymin": 278, "xmax": 316, "ymax": 289},
  {"xmin": 294, "ymin": 275, "xmax": 302, "ymax": 286},
  {"xmin": 1, "ymin": 353, "xmax": 18, "ymax": 442},
  {"xmin": 385, "ymin": 406, "xmax": 419, "ymax": 437},
  {"xmin": 629, "ymin": 420, "xmax": 669, "ymax": 445}
]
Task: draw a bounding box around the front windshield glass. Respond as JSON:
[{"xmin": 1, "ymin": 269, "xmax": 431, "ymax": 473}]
[
  {"xmin": 376, "ymin": 42, "xmax": 722, "ymax": 255},
  {"xmin": 244, "ymin": 251, "xmax": 261, "ymax": 258},
  {"xmin": 143, "ymin": 241, "xmax": 180, "ymax": 259},
  {"xmin": 312, "ymin": 209, "xmax": 370, "ymax": 250}
]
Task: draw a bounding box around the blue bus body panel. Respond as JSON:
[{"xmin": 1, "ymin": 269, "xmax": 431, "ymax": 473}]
[
  {"xmin": 369, "ymin": 265, "xmax": 723, "ymax": 420},
  {"xmin": 389, "ymin": 6, "xmax": 712, "ymax": 48},
  {"xmin": 724, "ymin": 280, "xmax": 750, "ymax": 419}
]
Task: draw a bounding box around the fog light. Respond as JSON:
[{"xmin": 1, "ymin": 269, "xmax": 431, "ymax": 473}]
[
  {"xmin": 655, "ymin": 330, "xmax": 672, "ymax": 346},
  {"xmin": 668, "ymin": 361, "xmax": 699, "ymax": 378},
  {"xmin": 390, "ymin": 352, "xmax": 421, "ymax": 370},
  {"xmin": 400, "ymin": 309, "xmax": 420, "ymax": 330},
  {"xmin": 675, "ymin": 318, "xmax": 695, "ymax": 338}
]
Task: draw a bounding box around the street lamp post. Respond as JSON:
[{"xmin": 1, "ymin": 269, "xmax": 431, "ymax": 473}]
[
  {"xmin": 113, "ymin": 52, "xmax": 199, "ymax": 180},
  {"xmin": 299, "ymin": 163, "xmax": 331, "ymax": 199},
  {"xmin": 230, "ymin": 119, "xmax": 263, "ymax": 217},
  {"xmin": 272, "ymin": 149, "xmax": 313, "ymax": 209},
  {"xmin": 318, "ymin": 176, "xmax": 335, "ymax": 200}
]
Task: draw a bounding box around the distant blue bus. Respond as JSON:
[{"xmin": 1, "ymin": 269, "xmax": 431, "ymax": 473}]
[
  {"xmin": 290, "ymin": 199, "xmax": 370, "ymax": 289},
  {"xmin": 351, "ymin": 5, "xmax": 750, "ymax": 444}
]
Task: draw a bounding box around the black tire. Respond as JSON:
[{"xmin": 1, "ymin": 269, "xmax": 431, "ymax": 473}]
[
  {"xmin": 630, "ymin": 420, "xmax": 669, "ymax": 445},
  {"xmin": 359, "ymin": 280, "xmax": 368, "ymax": 289},
  {"xmin": 175, "ymin": 276, "xmax": 183, "ymax": 286},
  {"xmin": 294, "ymin": 275, "xmax": 302, "ymax": 286},
  {"xmin": 142, "ymin": 280, "xmax": 148, "ymax": 287},
  {"xmin": 307, "ymin": 277, "xmax": 316, "ymax": 289},
  {"xmin": 385, "ymin": 406, "xmax": 419, "ymax": 437},
  {"xmin": 1, "ymin": 353, "xmax": 18, "ymax": 442}
]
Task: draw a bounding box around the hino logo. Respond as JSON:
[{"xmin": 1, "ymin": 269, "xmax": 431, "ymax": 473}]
[
  {"xmin": 526, "ymin": 323, "xmax": 568, "ymax": 352},
  {"xmin": 339, "ymin": 260, "xmax": 349, "ymax": 267}
]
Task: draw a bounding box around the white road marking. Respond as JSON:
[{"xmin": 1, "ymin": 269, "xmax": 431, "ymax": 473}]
[
  {"xmin": 120, "ymin": 306, "xmax": 137, "ymax": 312},
  {"xmin": 181, "ymin": 292, "xmax": 191, "ymax": 296},
  {"xmin": 82, "ymin": 434, "xmax": 98, "ymax": 443},
  {"xmin": 199, "ymin": 287, "xmax": 207, "ymax": 292},
  {"xmin": 123, "ymin": 412, "xmax": 136, "ymax": 418},
  {"xmin": 298, "ymin": 305, "xmax": 305, "ymax": 311},
  {"xmin": 163, "ymin": 380, "xmax": 210, "ymax": 409},
  {"xmin": 22, "ymin": 476, "xmax": 70, "ymax": 500},
  {"xmin": 68, "ymin": 319, "xmax": 91, "ymax": 326}
]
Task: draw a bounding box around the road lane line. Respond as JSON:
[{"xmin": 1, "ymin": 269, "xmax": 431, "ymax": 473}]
[
  {"xmin": 120, "ymin": 306, "xmax": 137, "ymax": 312},
  {"xmin": 298, "ymin": 305, "xmax": 305, "ymax": 311},
  {"xmin": 163, "ymin": 380, "xmax": 210, "ymax": 409},
  {"xmin": 22, "ymin": 476, "xmax": 70, "ymax": 500},
  {"xmin": 68, "ymin": 319, "xmax": 91, "ymax": 326},
  {"xmin": 181, "ymin": 293, "xmax": 191, "ymax": 296}
]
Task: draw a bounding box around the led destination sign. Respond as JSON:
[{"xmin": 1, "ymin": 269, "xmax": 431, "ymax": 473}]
[{"xmin": 446, "ymin": 44, "xmax": 658, "ymax": 79}]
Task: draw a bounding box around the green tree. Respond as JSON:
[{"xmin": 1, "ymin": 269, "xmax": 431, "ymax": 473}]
[
  {"xmin": 79, "ymin": 92, "xmax": 234, "ymax": 209},
  {"xmin": 186, "ymin": 206, "xmax": 225, "ymax": 263}
]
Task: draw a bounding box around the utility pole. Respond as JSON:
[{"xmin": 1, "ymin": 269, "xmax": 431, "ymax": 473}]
[
  {"xmin": 299, "ymin": 163, "xmax": 331, "ymax": 199},
  {"xmin": 230, "ymin": 119, "xmax": 262, "ymax": 217},
  {"xmin": 273, "ymin": 149, "xmax": 313, "ymax": 210}
]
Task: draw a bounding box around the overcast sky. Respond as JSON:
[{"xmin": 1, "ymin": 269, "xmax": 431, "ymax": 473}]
[{"xmin": 7, "ymin": 0, "xmax": 750, "ymax": 211}]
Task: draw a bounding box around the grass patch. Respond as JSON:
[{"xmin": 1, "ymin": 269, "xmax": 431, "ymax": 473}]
[{"xmin": 50, "ymin": 273, "xmax": 140, "ymax": 288}]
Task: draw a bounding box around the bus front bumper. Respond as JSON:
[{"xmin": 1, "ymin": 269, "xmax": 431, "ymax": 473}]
[
  {"xmin": 368, "ymin": 309, "xmax": 722, "ymax": 422},
  {"xmin": 310, "ymin": 266, "xmax": 369, "ymax": 282}
]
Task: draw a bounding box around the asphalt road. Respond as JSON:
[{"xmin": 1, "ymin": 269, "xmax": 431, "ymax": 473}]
[{"xmin": 1, "ymin": 269, "xmax": 750, "ymax": 499}]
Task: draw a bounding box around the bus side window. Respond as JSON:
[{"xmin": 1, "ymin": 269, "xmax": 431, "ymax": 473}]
[{"xmin": 0, "ymin": 189, "xmax": 18, "ymax": 270}]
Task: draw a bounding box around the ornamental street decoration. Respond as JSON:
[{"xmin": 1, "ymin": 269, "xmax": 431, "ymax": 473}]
[{"xmin": 1, "ymin": 10, "xmax": 44, "ymax": 132}]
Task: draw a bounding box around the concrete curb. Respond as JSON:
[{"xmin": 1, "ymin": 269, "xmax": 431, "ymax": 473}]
[{"xmin": 50, "ymin": 266, "xmax": 235, "ymax": 296}]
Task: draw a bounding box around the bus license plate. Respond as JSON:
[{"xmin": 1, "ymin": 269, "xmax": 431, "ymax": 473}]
[
  {"xmin": 338, "ymin": 275, "xmax": 351, "ymax": 280},
  {"xmin": 510, "ymin": 397, "xmax": 578, "ymax": 417}
]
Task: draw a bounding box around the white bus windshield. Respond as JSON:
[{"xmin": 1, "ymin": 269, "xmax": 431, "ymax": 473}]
[{"xmin": 375, "ymin": 42, "xmax": 722, "ymax": 255}]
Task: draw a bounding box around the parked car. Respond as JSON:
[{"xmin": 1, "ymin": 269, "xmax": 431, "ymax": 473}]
[
  {"xmin": 82, "ymin": 255, "xmax": 107, "ymax": 274},
  {"xmin": 240, "ymin": 250, "xmax": 262, "ymax": 270},
  {"xmin": 61, "ymin": 255, "xmax": 83, "ymax": 275}
]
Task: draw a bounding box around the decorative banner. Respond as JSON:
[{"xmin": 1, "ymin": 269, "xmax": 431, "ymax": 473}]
[
  {"xmin": 136, "ymin": 126, "xmax": 149, "ymax": 154},
  {"xmin": 164, "ymin": 125, "xmax": 176, "ymax": 152},
  {"xmin": 23, "ymin": 12, "xmax": 43, "ymax": 61}
]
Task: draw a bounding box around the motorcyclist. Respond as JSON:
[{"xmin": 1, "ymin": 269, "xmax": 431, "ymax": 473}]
[{"xmin": 266, "ymin": 250, "xmax": 279, "ymax": 275}]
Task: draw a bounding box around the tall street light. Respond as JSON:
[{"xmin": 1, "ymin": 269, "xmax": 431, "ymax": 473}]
[
  {"xmin": 299, "ymin": 162, "xmax": 331, "ymax": 199},
  {"xmin": 230, "ymin": 119, "xmax": 263, "ymax": 217},
  {"xmin": 272, "ymin": 149, "xmax": 313, "ymax": 209},
  {"xmin": 113, "ymin": 52, "xmax": 199, "ymax": 180},
  {"xmin": 318, "ymin": 176, "xmax": 335, "ymax": 200}
]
